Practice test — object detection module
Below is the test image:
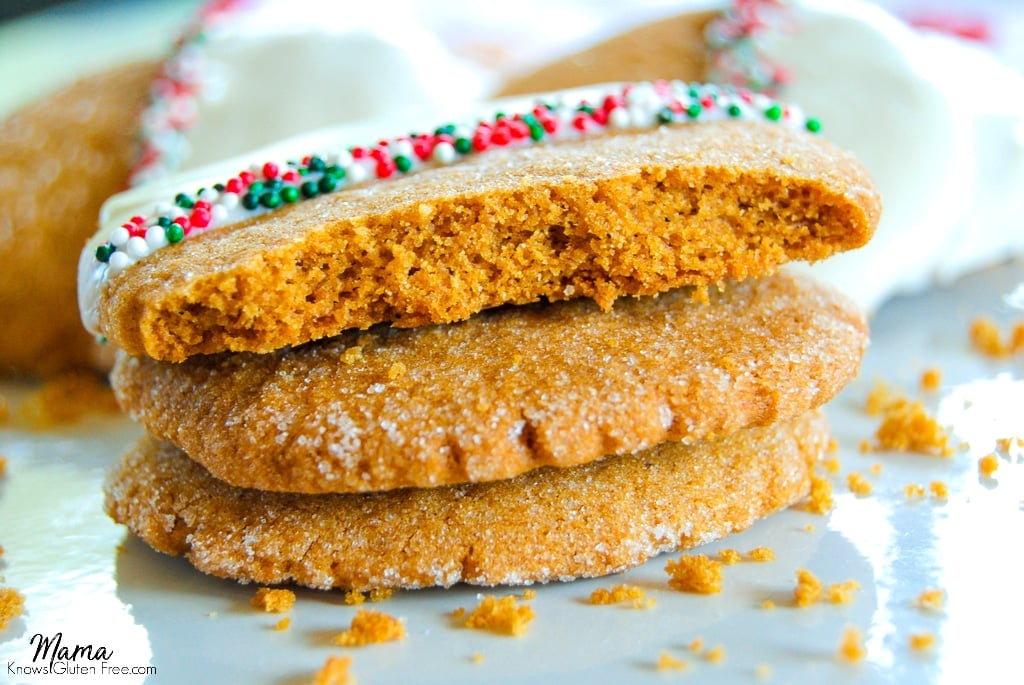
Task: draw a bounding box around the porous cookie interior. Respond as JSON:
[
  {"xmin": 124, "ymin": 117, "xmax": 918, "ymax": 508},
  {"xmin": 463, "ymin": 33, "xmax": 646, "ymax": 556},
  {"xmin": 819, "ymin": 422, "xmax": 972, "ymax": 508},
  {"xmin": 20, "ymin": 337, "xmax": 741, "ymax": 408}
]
[
  {"xmin": 104, "ymin": 410, "xmax": 828, "ymax": 590},
  {"xmin": 112, "ymin": 271, "xmax": 866, "ymax": 494},
  {"xmin": 100, "ymin": 121, "xmax": 879, "ymax": 361}
]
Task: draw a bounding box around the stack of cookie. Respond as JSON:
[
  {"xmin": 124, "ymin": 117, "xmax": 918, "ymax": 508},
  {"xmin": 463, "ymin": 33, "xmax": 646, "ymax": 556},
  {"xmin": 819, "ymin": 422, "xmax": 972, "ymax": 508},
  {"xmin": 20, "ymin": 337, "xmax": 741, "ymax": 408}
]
[{"xmin": 85, "ymin": 82, "xmax": 880, "ymax": 590}]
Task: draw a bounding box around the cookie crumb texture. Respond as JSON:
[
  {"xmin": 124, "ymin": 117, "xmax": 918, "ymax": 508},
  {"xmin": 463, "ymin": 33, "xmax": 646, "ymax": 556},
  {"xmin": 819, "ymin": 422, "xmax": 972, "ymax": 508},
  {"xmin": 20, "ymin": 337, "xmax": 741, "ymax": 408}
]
[
  {"xmin": 100, "ymin": 121, "xmax": 879, "ymax": 361},
  {"xmin": 112, "ymin": 272, "xmax": 865, "ymax": 494},
  {"xmin": 103, "ymin": 411, "xmax": 826, "ymax": 590}
]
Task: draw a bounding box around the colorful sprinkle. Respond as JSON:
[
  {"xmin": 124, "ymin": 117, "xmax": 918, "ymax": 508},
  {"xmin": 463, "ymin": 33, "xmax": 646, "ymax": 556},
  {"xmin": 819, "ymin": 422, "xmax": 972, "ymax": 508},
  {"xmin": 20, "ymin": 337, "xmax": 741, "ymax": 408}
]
[{"xmin": 90, "ymin": 80, "xmax": 819, "ymax": 284}]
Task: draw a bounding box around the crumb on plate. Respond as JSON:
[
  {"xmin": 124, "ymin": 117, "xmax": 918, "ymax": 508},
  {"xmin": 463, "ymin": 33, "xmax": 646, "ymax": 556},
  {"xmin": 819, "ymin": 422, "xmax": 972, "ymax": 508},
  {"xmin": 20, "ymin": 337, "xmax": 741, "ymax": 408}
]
[
  {"xmin": 794, "ymin": 568, "xmax": 823, "ymax": 607},
  {"xmin": 909, "ymin": 632, "xmax": 936, "ymax": 651},
  {"xmin": 837, "ymin": 625, "xmax": 866, "ymax": 663},
  {"xmin": 656, "ymin": 652, "xmax": 688, "ymax": 671},
  {"xmin": 915, "ymin": 588, "xmax": 945, "ymax": 612},
  {"xmin": 978, "ymin": 453, "xmax": 999, "ymax": 478},
  {"xmin": 873, "ymin": 398, "xmax": 954, "ymax": 457},
  {"xmin": 251, "ymin": 587, "xmax": 296, "ymax": 613},
  {"xmin": 311, "ymin": 654, "xmax": 353, "ymax": 685},
  {"xmin": 665, "ymin": 554, "xmax": 723, "ymax": 594},
  {"xmin": 719, "ymin": 548, "xmax": 742, "ymax": 565},
  {"xmin": 334, "ymin": 608, "xmax": 405, "ymax": 647},
  {"xmin": 705, "ymin": 644, "xmax": 726, "ymax": 663},
  {"xmin": 847, "ymin": 472, "xmax": 872, "ymax": 496},
  {"xmin": 274, "ymin": 616, "xmax": 291, "ymax": 631},
  {"xmin": 805, "ymin": 475, "xmax": 834, "ymax": 514},
  {"xmin": 464, "ymin": 595, "xmax": 535, "ymax": 636},
  {"xmin": 827, "ymin": 580, "xmax": 861, "ymax": 605},
  {"xmin": 15, "ymin": 370, "xmax": 119, "ymax": 428},
  {"xmin": 904, "ymin": 483, "xmax": 926, "ymax": 499},
  {"xmin": 920, "ymin": 367, "xmax": 942, "ymax": 392},
  {"xmin": 929, "ymin": 481, "xmax": 949, "ymax": 499},
  {"xmin": 0, "ymin": 587, "xmax": 26, "ymax": 630},
  {"xmin": 748, "ymin": 546, "xmax": 775, "ymax": 562},
  {"xmin": 588, "ymin": 584, "xmax": 653, "ymax": 609}
]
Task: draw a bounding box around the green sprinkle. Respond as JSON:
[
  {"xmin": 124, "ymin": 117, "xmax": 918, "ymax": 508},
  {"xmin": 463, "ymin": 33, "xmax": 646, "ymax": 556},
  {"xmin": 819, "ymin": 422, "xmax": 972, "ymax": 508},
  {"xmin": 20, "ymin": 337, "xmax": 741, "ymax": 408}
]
[
  {"xmin": 727, "ymin": 104, "xmax": 743, "ymax": 118},
  {"xmin": 805, "ymin": 118, "xmax": 822, "ymax": 133},
  {"xmin": 686, "ymin": 103, "xmax": 702, "ymax": 119},
  {"xmin": 307, "ymin": 156, "xmax": 326, "ymax": 172},
  {"xmin": 300, "ymin": 180, "xmax": 319, "ymax": 198},
  {"xmin": 265, "ymin": 178, "xmax": 283, "ymax": 192},
  {"xmin": 174, "ymin": 193, "xmax": 194, "ymax": 209},
  {"xmin": 434, "ymin": 124, "xmax": 456, "ymax": 136},
  {"xmin": 241, "ymin": 192, "xmax": 260, "ymax": 210},
  {"xmin": 260, "ymin": 191, "xmax": 282, "ymax": 209},
  {"xmin": 95, "ymin": 243, "xmax": 115, "ymax": 263},
  {"xmin": 282, "ymin": 185, "xmax": 300, "ymax": 203},
  {"xmin": 454, "ymin": 137, "xmax": 472, "ymax": 154},
  {"xmin": 657, "ymin": 107, "xmax": 674, "ymax": 124},
  {"xmin": 395, "ymin": 155, "xmax": 413, "ymax": 173},
  {"xmin": 764, "ymin": 104, "xmax": 783, "ymax": 121},
  {"xmin": 165, "ymin": 224, "xmax": 184, "ymax": 243},
  {"xmin": 318, "ymin": 175, "xmax": 337, "ymax": 194},
  {"xmin": 213, "ymin": 182, "xmax": 226, "ymax": 192},
  {"xmin": 156, "ymin": 216, "xmax": 172, "ymax": 228},
  {"xmin": 247, "ymin": 181, "xmax": 265, "ymax": 195},
  {"xmin": 325, "ymin": 164, "xmax": 346, "ymax": 180},
  {"xmin": 528, "ymin": 123, "xmax": 545, "ymax": 141}
]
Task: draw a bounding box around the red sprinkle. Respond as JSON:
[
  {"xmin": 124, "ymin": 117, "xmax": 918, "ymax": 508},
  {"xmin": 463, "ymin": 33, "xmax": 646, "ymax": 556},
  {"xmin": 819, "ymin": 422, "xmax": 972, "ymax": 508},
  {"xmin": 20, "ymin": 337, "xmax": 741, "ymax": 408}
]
[{"xmin": 262, "ymin": 162, "xmax": 279, "ymax": 179}]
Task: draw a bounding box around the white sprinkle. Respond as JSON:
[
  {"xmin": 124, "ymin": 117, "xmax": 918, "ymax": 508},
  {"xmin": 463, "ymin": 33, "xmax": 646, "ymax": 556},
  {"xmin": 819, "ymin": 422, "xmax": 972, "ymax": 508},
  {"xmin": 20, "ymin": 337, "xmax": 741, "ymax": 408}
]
[
  {"xmin": 347, "ymin": 162, "xmax": 369, "ymax": 185},
  {"xmin": 126, "ymin": 236, "xmax": 150, "ymax": 259},
  {"xmin": 107, "ymin": 251, "xmax": 133, "ymax": 275},
  {"xmin": 219, "ymin": 191, "xmax": 239, "ymax": 210},
  {"xmin": 391, "ymin": 139, "xmax": 414, "ymax": 159},
  {"xmin": 145, "ymin": 226, "xmax": 169, "ymax": 250},
  {"xmin": 109, "ymin": 225, "xmax": 130, "ymax": 248},
  {"xmin": 432, "ymin": 142, "xmax": 456, "ymax": 165}
]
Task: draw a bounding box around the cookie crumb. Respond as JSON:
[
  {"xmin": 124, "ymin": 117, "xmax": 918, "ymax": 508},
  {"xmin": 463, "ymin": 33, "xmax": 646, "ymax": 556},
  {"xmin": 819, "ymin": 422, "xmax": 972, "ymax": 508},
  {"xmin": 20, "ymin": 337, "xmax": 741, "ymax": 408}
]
[
  {"xmin": 755, "ymin": 663, "xmax": 772, "ymax": 679},
  {"xmin": 904, "ymin": 483, "xmax": 926, "ymax": 499},
  {"xmin": 274, "ymin": 616, "xmax": 291, "ymax": 631},
  {"xmin": 909, "ymin": 632, "xmax": 936, "ymax": 651},
  {"xmin": 970, "ymin": 316, "xmax": 1008, "ymax": 357},
  {"xmin": 869, "ymin": 462, "xmax": 883, "ymax": 476},
  {"xmin": 251, "ymin": 587, "xmax": 296, "ymax": 613},
  {"xmin": 837, "ymin": 626, "xmax": 866, "ymax": 663},
  {"xmin": 929, "ymin": 481, "xmax": 949, "ymax": 499},
  {"xmin": 0, "ymin": 588, "xmax": 26, "ymax": 630},
  {"xmin": 864, "ymin": 380, "xmax": 900, "ymax": 416},
  {"xmin": 688, "ymin": 637, "xmax": 703, "ymax": 653},
  {"xmin": 719, "ymin": 548, "xmax": 742, "ymax": 565},
  {"xmin": 804, "ymin": 524, "xmax": 816, "ymax": 532},
  {"xmin": 705, "ymin": 644, "xmax": 726, "ymax": 663},
  {"xmin": 915, "ymin": 588, "xmax": 945, "ymax": 612},
  {"xmin": 588, "ymin": 584, "xmax": 653, "ymax": 609},
  {"xmin": 874, "ymin": 399, "xmax": 954, "ymax": 457},
  {"xmin": 470, "ymin": 652, "xmax": 484, "ymax": 664},
  {"xmin": 805, "ymin": 475, "xmax": 834, "ymax": 514},
  {"xmin": 978, "ymin": 453, "xmax": 999, "ymax": 478},
  {"xmin": 827, "ymin": 580, "xmax": 861, "ymax": 605},
  {"xmin": 0, "ymin": 455, "xmax": 7, "ymax": 478},
  {"xmin": 521, "ymin": 588, "xmax": 536, "ymax": 600},
  {"xmin": 748, "ymin": 546, "xmax": 775, "ymax": 562},
  {"xmin": 311, "ymin": 654, "xmax": 353, "ymax": 685},
  {"xmin": 656, "ymin": 652, "xmax": 688, "ymax": 671},
  {"xmin": 821, "ymin": 456, "xmax": 841, "ymax": 474},
  {"xmin": 344, "ymin": 590, "xmax": 365, "ymax": 605},
  {"xmin": 794, "ymin": 568, "xmax": 823, "ymax": 607},
  {"xmin": 847, "ymin": 472, "xmax": 873, "ymax": 496},
  {"xmin": 665, "ymin": 554, "xmax": 723, "ymax": 594},
  {"xmin": 920, "ymin": 367, "xmax": 942, "ymax": 392},
  {"xmin": 761, "ymin": 599, "xmax": 776, "ymax": 610},
  {"xmin": 464, "ymin": 595, "xmax": 535, "ymax": 636},
  {"xmin": 334, "ymin": 608, "xmax": 405, "ymax": 646}
]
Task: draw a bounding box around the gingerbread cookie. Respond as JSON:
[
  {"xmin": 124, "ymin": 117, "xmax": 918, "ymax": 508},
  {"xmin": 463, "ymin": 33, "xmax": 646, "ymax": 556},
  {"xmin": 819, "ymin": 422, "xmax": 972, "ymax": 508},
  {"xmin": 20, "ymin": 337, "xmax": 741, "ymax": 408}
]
[
  {"xmin": 500, "ymin": 11, "xmax": 715, "ymax": 96},
  {"xmin": 80, "ymin": 82, "xmax": 879, "ymax": 362},
  {"xmin": 104, "ymin": 409, "xmax": 827, "ymax": 590},
  {"xmin": 0, "ymin": 62, "xmax": 156, "ymax": 375},
  {"xmin": 111, "ymin": 271, "xmax": 866, "ymax": 494}
]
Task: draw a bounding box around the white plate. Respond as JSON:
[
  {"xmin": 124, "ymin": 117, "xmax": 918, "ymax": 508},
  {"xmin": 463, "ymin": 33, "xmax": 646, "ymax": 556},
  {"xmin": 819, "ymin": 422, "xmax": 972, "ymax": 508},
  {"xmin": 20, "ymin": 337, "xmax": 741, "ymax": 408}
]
[{"xmin": 1, "ymin": 261, "xmax": 1022, "ymax": 685}]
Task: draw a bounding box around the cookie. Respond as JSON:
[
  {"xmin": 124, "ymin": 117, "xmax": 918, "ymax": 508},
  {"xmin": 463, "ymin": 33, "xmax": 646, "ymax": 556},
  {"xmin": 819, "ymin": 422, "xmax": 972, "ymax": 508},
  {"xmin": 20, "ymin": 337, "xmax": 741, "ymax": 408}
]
[
  {"xmin": 104, "ymin": 409, "xmax": 827, "ymax": 590},
  {"xmin": 0, "ymin": 62, "xmax": 156, "ymax": 375},
  {"xmin": 111, "ymin": 271, "xmax": 866, "ymax": 494},
  {"xmin": 81, "ymin": 82, "xmax": 879, "ymax": 362},
  {"xmin": 500, "ymin": 11, "xmax": 715, "ymax": 96}
]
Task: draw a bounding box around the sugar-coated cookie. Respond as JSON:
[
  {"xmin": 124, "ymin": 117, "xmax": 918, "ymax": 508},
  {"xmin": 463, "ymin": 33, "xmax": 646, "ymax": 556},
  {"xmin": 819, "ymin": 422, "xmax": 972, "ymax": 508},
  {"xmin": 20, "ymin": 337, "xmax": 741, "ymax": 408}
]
[
  {"xmin": 111, "ymin": 271, "xmax": 865, "ymax": 494},
  {"xmin": 0, "ymin": 62, "xmax": 156, "ymax": 375},
  {"xmin": 84, "ymin": 88, "xmax": 879, "ymax": 362},
  {"xmin": 104, "ymin": 410, "xmax": 827, "ymax": 590}
]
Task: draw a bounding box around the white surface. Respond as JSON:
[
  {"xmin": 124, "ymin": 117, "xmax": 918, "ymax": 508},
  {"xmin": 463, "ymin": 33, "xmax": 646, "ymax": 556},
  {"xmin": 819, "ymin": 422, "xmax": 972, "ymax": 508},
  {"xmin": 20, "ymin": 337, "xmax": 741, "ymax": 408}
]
[{"xmin": 3, "ymin": 261, "xmax": 1023, "ymax": 685}]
